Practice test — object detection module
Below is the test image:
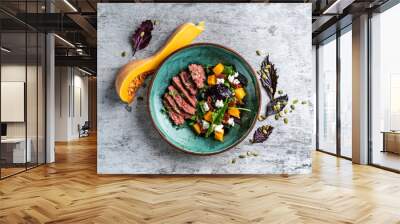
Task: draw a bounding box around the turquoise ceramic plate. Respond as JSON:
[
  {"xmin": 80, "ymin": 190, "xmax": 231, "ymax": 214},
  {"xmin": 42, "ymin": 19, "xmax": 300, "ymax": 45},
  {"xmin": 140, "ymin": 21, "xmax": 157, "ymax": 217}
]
[{"xmin": 148, "ymin": 43, "xmax": 260, "ymax": 155}]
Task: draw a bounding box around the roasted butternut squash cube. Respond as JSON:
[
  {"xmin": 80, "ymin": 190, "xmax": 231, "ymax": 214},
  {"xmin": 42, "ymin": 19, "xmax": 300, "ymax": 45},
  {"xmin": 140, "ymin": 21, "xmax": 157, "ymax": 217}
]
[
  {"xmin": 214, "ymin": 130, "xmax": 224, "ymax": 142},
  {"xmin": 212, "ymin": 63, "xmax": 224, "ymax": 75},
  {"xmin": 192, "ymin": 123, "xmax": 202, "ymax": 135},
  {"xmin": 234, "ymin": 88, "xmax": 246, "ymax": 101},
  {"xmin": 204, "ymin": 111, "xmax": 213, "ymax": 122},
  {"xmin": 228, "ymin": 108, "xmax": 240, "ymax": 118},
  {"xmin": 207, "ymin": 74, "xmax": 216, "ymax": 86}
]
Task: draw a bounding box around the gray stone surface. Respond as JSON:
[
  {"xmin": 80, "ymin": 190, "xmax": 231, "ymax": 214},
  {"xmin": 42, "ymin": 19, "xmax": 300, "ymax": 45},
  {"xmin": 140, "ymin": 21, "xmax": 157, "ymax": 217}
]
[{"xmin": 97, "ymin": 3, "xmax": 313, "ymax": 174}]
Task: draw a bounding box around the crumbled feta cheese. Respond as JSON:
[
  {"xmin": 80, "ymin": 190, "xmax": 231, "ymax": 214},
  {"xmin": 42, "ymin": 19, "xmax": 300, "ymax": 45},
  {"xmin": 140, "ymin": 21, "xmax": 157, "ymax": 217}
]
[
  {"xmin": 202, "ymin": 120, "xmax": 210, "ymax": 130},
  {"xmin": 227, "ymin": 118, "xmax": 235, "ymax": 127},
  {"xmin": 232, "ymin": 78, "xmax": 240, "ymax": 85},
  {"xmin": 214, "ymin": 124, "xmax": 224, "ymax": 133},
  {"xmin": 233, "ymin": 72, "xmax": 239, "ymax": 78},
  {"xmin": 228, "ymin": 74, "xmax": 240, "ymax": 85},
  {"xmin": 228, "ymin": 75, "xmax": 235, "ymax": 83},
  {"xmin": 202, "ymin": 102, "xmax": 209, "ymax": 112},
  {"xmin": 215, "ymin": 99, "xmax": 224, "ymax": 108},
  {"xmin": 216, "ymin": 78, "xmax": 225, "ymax": 84}
]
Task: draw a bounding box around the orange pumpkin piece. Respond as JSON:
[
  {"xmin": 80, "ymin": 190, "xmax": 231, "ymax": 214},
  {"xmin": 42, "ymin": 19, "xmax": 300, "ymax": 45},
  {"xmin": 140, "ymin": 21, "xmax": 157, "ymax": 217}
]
[
  {"xmin": 212, "ymin": 63, "xmax": 224, "ymax": 75},
  {"xmin": 214, "ymin": 129, "xmax": 224, "ymax": 142},
  {"xmin": 207, "ymin": 74, "xmax": 216, "ymax": 86},
  {"xmin": 234, "ymin": 87, "xmax": 246, "ymax": 101},
  {"xmin": 228, "ymin": 108, "xmax": 240, "ymax": 118},
  {"xmin": 192, "ymin": 123, "xmax": 202, "ymax": 135},
  {"xmin": 204, "ymin": 111, "xmax": 213, "ymax": 122}
]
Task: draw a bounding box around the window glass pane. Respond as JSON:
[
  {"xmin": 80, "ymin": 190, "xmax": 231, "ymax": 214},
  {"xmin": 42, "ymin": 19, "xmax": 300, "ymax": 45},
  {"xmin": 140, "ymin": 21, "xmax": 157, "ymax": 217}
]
[
  {"xmin": 340, "ymin": 28, "xmax": 352, "ymax": 158},
  {"xmin": 38, "ymin": 32, "xmax": 45, "ymax": 165},
  {"xmin": 27, "ymin": 31, "xmax": 38, "ymax": 169},
  {"xmin": 318, "ymin": 37, "xmax": 337, "ymax": 154},
  {"xmin": 371, "ymin": 3, "xmax": 400, "ymax": 171},
  {"xmin": 1, "ymin": 31, "xmax": 27, "ymax": 177}
]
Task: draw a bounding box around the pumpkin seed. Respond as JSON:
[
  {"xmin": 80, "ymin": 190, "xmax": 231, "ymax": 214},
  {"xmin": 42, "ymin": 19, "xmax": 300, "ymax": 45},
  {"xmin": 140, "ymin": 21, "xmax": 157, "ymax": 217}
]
[
  {"xmin": 251, "ymin": 152, "xmax": 259, "ymax": 156},
  {"xmin": 239, "ymin": 154, "xmax": 246, "ymax": 159},
  {"xmin": 290, "ymin": 104, "xmax": 295, "ymax": 110},
  {"xmin": 301, "ymin": 100, "xmax": 307, "ymax": 105},
  {"xmin": 274, "ymin": 114, "xmax": 279, "ymax": 120},
  {"xmin": 125, "ymin": 104, "xmax": 132, "ymax": 112},
  {"xmin": 247, "ymin": 151, "xmax": 252, "ymax": 156},
  {"xmin": 283, "ymin": 118, "xmax": 288, "ymax": 124},
  {"xmin": 262, "ymin": 74, "xmax": 267, "ymax": 80},
  {"xmin": 256, "ymin": 50, "xmax": 262, "ymax": 56},
  {"xmin": 231, "ymin": 158, "xmax": 236, "ymax": 164},
  {"xmin": 121, "ymin": 51, "xmax": 127, "ymax": 57},
  {"xmin": 293, "ymin": 99, "xmax": 299, "ymax": 104},
  {"xmin": 258, "ymin": 115, "xmax": 266, "ymax": 121},
  {"xmin": 277, "ymin": 90, "xmax": 283, "ymax": 95}
]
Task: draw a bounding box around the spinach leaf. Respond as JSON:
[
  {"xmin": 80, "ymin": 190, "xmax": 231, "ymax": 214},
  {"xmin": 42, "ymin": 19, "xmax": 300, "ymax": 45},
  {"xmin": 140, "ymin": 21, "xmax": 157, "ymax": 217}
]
[
  {"xmin": 223, "ymin": 65, "xmax": 234, "ymax": 76},
  {"xmin": 213, "ymin": 100, "xmax": 229, "ymax": 124}
]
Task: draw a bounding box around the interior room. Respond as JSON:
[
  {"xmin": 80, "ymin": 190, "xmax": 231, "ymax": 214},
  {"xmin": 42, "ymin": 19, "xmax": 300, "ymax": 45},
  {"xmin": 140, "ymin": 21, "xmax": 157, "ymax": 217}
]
[{"xmin": 0, "ymin": 0, "xmax": 400, "ymax": 223}]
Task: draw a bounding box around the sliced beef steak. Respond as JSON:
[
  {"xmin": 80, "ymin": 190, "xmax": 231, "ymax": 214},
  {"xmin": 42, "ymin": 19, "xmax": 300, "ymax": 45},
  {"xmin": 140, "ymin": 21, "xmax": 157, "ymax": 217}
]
[
  {"xmin": 188, "ymin": 64, "xmax": 206, "ymax": 89},
  {"xmin": 164, "ymin": 94, "xmax": 191, "ymax": 119},
  {"xmin": 172, "ymin": 76, "xmax": 197, "ymax": 107},
  {"xmin": 164, "ymin": 93, "xmax": 181, "ymax": 114},
  {"xmin": 167, "ymin": 86, "xmax": 196, "ymax": 115},
  {"xmin": 163, "ymin": 99, "xmax": 185, "ymax": 125},
  {"xmin": 179, "ymin": 71, "xmax": 197, "ymax": 95}
]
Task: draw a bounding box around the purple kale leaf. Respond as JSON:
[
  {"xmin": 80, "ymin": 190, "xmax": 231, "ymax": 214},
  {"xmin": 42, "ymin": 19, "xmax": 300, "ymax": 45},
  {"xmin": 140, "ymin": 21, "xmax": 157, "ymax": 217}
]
[
  {"xmin": 132, "ymin": 20, "xmax": 154, "ymax": 56},
  {"xmin": 266, "ymin": 94, "xmax": 288, "ymax": 117},
  {"xmin": 252, "ymin": 125, "xmax": 274, "ymax": 144},
  {"xmin": 206, "ymin": 84, "xmax": 232, "ymax": 101},
  {"xmin": 258, "ymin": 55, "xmax": 278, "ymax": 100}
]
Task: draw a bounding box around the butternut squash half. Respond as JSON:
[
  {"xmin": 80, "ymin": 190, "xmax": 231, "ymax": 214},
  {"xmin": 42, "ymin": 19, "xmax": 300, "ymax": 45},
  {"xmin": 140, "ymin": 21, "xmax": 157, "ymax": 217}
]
[{"xmin": 115, "ymin": 22, "xmax": 205, "ymax": 104}]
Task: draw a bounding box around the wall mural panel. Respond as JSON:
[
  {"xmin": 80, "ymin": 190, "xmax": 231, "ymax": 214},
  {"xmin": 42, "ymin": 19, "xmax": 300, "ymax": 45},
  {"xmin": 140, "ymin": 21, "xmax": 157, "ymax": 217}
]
[{"xmin": 97, "ymin": 3, "xmax": 314, "ymax": 174}]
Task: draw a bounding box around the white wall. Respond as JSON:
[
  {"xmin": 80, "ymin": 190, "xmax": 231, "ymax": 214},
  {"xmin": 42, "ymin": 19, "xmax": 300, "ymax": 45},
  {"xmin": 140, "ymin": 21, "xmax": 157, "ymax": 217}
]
[{"xmin": 55, "ymin": 67, "xmax": 89, "ymax": 141}]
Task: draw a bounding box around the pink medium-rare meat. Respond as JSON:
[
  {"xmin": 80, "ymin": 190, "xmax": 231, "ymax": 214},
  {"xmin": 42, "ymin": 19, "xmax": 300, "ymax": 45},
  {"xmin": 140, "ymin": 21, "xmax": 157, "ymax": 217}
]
[
  {"xmin": 164, "ymin": 94, "xmax": 192, "ymax": 119},
  {"xmin": 179, "ymin": 71, "xmax": 197, "ymax": 95},
  {"xmin": 167, "ymin": 86, "xmax": 196, "ymax": 115},
  {"xmin": 188, "ymin": 64, "xmax": 206, "ymax": 89},
  {"xmin": 163, "ymin": 99, "xmax": 185, "ymax": 125},
  {"xmin": 164, "ymin": 93, "xmax": 181, "ymax": 114},
  {"xmin": 172, "ymin": 76, "xmax": 197, "ymax": 107}
]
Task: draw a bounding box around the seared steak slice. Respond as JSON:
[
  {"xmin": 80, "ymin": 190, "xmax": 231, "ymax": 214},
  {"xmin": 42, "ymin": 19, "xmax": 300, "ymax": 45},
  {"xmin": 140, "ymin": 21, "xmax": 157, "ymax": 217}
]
[
  {"xmin": 179, "ymin": 71, "xmax": 197, "ymax": 95},
  {"xmin": 164, "ymin": 94, "xmax": 192, "ymax": 119},
  {"xmin": 172, "ymin": 76, "xmax": 197, "ymax": 107},
  {"xmin": 167, "ymin": 86, "xmax": 196, "ymax": 115},
  {"xmin": 163, "ymin": 100, "xmax": 185, "ymax": 125},
  {"xmin": 164, "ymin": 93, "xmax": 181, "ymax": 114},
  {"xmin": 188, "ymin": 64, "xmax": 206, "ymax": 89}
]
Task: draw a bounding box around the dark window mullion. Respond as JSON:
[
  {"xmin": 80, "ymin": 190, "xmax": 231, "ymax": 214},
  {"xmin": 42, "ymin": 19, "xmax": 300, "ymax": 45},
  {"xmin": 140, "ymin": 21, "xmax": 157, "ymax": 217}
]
[
  {"xmin": 36, "ymin": 0, "xmax": 39, "ymax": 167},
  {"xmin": 25, "ymin": 0, "xmax": 28, "ymax": 171},
  {"xmin": 336, "ymin": 29, "xmax": 341, "ymax": 157},
  {"xmin": 316, "ymin": 45, "xmax": 320, "ymax": 150},
  {"xmin": 0, "ymin": 23, "xmax": 2, "ymax": 179}
]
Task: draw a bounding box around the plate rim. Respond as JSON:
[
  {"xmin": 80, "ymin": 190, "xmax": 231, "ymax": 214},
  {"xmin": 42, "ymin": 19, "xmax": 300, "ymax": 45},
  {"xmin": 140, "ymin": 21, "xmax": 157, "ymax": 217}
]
[{"xmin": 147, "ymin": 42, "xmax": 261, "ymax": 155}]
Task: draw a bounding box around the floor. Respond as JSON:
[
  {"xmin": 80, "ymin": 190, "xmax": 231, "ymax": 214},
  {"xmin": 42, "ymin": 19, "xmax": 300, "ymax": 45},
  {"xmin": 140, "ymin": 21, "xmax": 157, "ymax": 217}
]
[
  {"xmin": 1, "ymin": 163, "xmax": 43, "ymax": 178},
  {"xmin": 0, "ymin": 135, "xmax": 400, "ymax": 224},
  {"xmin": 0, "ymin": 167, "xmax": 25, "ymax": 178}
]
